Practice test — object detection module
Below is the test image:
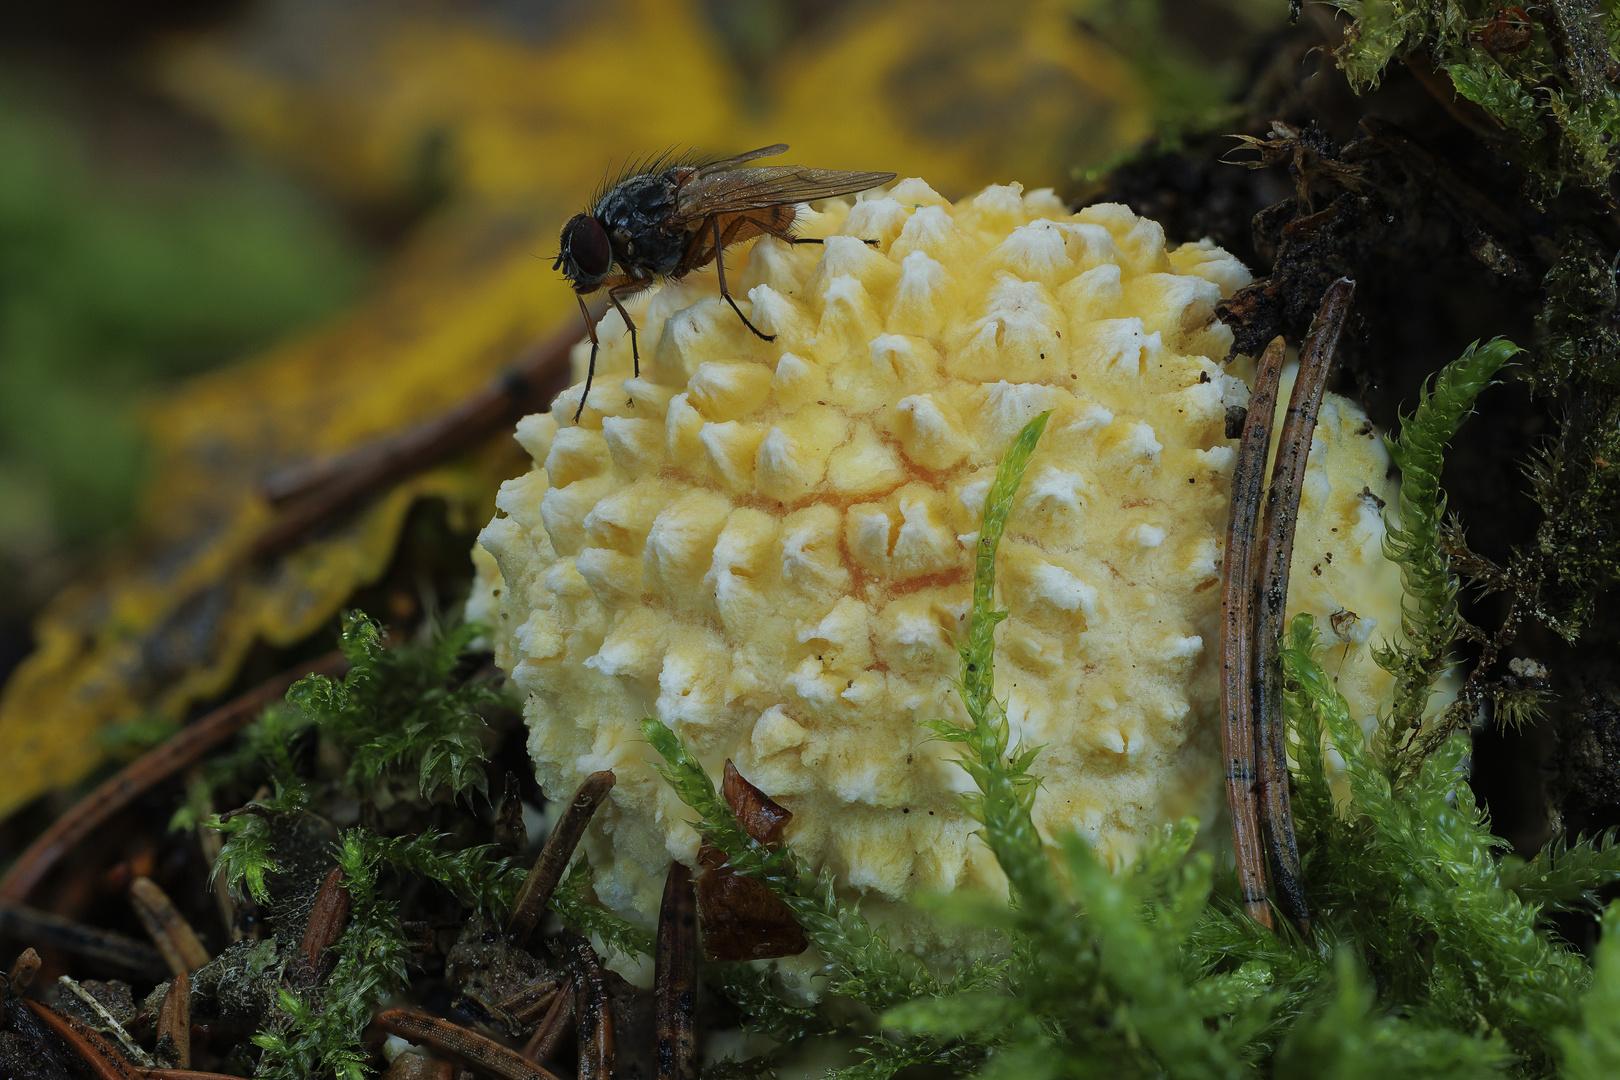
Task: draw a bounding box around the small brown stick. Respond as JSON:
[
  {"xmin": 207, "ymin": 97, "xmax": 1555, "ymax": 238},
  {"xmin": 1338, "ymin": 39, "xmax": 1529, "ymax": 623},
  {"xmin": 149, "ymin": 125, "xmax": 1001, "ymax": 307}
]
[
  {"xmin": 9, "ymin": 946, "xmax": 41, "ymax": 993},
  {"xmin": 401, "ymin": 920, "xmax": 439, "ymax": 954},
  {"xmin": 654, "ymin": 862, "xmax": 698, "ymax": 1080},
  {"xmin": 568, "ymin": 938, "xmax": 614, "ymax": 1080},
  {"xmin": 374, "ymin": 1009, "xmax": 564, "ymax": 1080},
  {"xmin": 0, "ymin": 651, "xmax": 349, "ymax": 904},
  {"xmin": 1219, "ymin": 336, "xmax": 1287, "ymax": 931},
  {"xmin": 494, "ymin": 977, "xmax": 564, "ymax": 1028},
  {"xmin": 129, "ymin": 878, "xmax": 212, "ymax": 976},
  {"xmin": 1256, "ymin": 277, "xmax": 1356, "ymax": 937},
  {"xmin": 143, "ymin": 1072, "xmax": 266, "ymax": 1080},
  {"xmin": 521, "ymin": 979, "xmax": 574, "ymax": 1064},
  {"xmin": 295, "ymin": 868, "xmax": 351, "ymax": 984},
  {"xmin": 24, "ymin": 1000, "xmax": 139, "ymax": 1080},
  {"xmin": 60, "ymin": 976, "xmax": 155, "ymax": 1067},
  {"xmin": 505, "ymin": 771, "xmax": 616, "ymax": 944},
  {"xmin": 0, "ymin": 901, "xmax": 167, "ymax": 977},
  {"xmin": 384, "ymin": 1057, "xmax": 458, "ymax": 1080},
  {"xmin": 253, "ymin": 314, "xmax": 593, "ymax": 557},
  {"xmin": 156, "ymin": 970, "xmax": 191, "ymax": 1069}
]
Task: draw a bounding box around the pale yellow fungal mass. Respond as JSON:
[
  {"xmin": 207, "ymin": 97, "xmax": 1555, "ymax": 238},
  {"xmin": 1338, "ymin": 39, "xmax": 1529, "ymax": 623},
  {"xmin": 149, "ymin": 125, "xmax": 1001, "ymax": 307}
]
[{"xmin": 468, "ymin": 178, "xmax": 1403, "ymax": 971}]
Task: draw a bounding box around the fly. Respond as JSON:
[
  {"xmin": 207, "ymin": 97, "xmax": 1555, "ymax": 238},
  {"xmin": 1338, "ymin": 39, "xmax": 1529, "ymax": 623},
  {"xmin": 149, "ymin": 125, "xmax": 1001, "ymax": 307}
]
[{"xmin": 553, "ymin": 144, "xmax": 895, "ymax": 420}]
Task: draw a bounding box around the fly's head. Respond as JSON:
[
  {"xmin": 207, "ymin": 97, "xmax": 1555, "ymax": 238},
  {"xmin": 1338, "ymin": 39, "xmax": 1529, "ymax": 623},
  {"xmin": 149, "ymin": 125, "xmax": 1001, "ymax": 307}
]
[{"xmin": 554, "ymin": 213, "xmax": 614, "ymax": 291}]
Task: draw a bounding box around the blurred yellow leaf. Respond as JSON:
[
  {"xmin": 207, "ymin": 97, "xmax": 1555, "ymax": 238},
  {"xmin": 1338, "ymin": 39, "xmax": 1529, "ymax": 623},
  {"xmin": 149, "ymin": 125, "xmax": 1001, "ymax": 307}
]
[
  {"xmin": 0, "ymin": 208, "xmax": 567, "ymax": 820},
  {"xmin": 154, "ymin": 0, "xmax": 740, "ymax": 206},
  {"xmin": 760, "ymin": 0, "xmax": 1147, "ymax": 197},
  {"xmin": 156, "ymin": 0, "xmax": 1148, "ymax": 203},
  {"xmin": 0, "ymin": 0, "xmax": 1150, "ymax": 818}
]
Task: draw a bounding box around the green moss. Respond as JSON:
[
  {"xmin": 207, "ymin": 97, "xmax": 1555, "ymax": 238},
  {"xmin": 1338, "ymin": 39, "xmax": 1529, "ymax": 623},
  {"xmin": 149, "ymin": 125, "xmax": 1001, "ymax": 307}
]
[
  {"xmin": 1524, "ymin": 233, "xmax": 1620, "ymax": 638},
  {"xmin": 0, "ymin": 72, "xmax": 367, "ymax": 552},
  {"xmin": 644, "ymin": 714, "xmax": 939, "ymax": 1011},
  {"xmin": 1327, "ymin": 0, "xmax": 1620, "ymax": 194},
  {"xmin": 289, "ymin": 612, "xmax": 503, "ymax": 802},
  {"xmin": 185, "ymin": 612, "xmax": 502, "ymax": 836},
  {"xmin": 1504, "ymin": 830, "xmax": 1620, "ymax": 915},
  {"xmin": 251, "ymin": 829, "xmax": 522, "ymax": 1080},
  {"xmin": 547, "ymin": 858, "xmax": 656, "ymax": 960},
  {"xmin": 1374, "ymin": 338, "xmax": 1520, "ymax": 756},
  {"xmin": 1558, "ymin": 903, "xmax": 1620, "ymax": 1078},
  {"xmin": 201, "ymin": 612, "xmax": 526, "ymax": 1079},
  {"xmin": 195, "ymin": 413, "xmax": 1620, "ymax": 1078},
  {"xmin": 636, "ymin": 413, "xmax": 1620, "ymax": 1079},
  {"xmin": 1535, "ymin": 232, "xmax": 1620, "ymax": 391}
]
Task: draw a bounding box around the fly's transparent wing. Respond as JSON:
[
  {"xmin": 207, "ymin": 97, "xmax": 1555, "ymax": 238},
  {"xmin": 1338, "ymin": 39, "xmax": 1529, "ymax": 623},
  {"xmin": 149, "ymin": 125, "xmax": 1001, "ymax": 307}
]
[
  {"xmin": 696, "ymin": 144, "xmax": 790, "ymax": 171},
  {"xmin": 673, "ymin": 165, "xmax": 897, "ymax": 223}
]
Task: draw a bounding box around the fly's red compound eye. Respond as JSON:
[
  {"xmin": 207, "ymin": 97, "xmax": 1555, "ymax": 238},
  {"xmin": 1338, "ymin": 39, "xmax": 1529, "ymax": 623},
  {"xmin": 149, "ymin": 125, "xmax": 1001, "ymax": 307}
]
[{"xmin": 563, "ymin": 214, "xmax": 613, "ymax": 280}]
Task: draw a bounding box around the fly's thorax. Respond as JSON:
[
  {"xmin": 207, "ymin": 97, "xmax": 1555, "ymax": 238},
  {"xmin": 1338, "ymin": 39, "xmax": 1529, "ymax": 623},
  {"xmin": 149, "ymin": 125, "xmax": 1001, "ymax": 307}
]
[{"xmin": 595, "ymin": 173, "xmax": 687, "ymax": 277}]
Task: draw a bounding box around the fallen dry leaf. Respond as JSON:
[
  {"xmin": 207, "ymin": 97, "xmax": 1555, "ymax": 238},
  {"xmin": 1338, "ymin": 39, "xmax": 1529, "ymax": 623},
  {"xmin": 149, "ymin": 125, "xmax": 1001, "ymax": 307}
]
[
  {"xmin": 0, "ymin": 209, "xmax": 569, "ymax": 820},
  {"xmin": 695, "ymin": 762, "xmax": 808, "ymax": 962}
]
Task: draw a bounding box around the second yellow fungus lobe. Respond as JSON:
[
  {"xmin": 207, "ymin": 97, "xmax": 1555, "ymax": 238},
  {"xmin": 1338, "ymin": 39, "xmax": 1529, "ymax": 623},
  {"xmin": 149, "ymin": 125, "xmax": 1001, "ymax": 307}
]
[{"xmin": 470, "ymin": 179, "xmax": 1402, "ymax": 970}]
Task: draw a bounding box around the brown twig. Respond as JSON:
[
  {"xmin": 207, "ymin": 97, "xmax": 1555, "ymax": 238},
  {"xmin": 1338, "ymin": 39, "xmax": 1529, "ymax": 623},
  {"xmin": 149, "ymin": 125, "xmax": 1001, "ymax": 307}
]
[
  {"xmin": 0, "ymin": 901, "xmax": 167, "ymax": 978},
  {"xmin": 494, "ymin": 977, "xmax": 564, "ymax": 1029},
  {"xmin": 143, "ymin": 1072, "xmax": 265, "ymax": 1080},
  {"xmin": 567, "ymin": 938, "xmax": 614, "ymax": 1080},
  {"xmin": 156, "ymin": 970, "xmax": 191, "ymax": 1070},
  {"xmin": 294, "ymin": 868, "xmax": 351, "ymax": 985},
  {"xmin": 654, "ymin": 863, "xmax": 698, "ymax": 1080},
  {"xmin": 521, "ymin": 979, "xmax": 573, "ymax": 1064},
  {"xmin": 24, "ymin": 999, "xmax": 138, "ymax": 1080},
  {"xmin": 401, "ymin": 921, "xmax": 438, "ymax": 955},
  {"xmin": 383, "ymin": 1058, "xmax": 457, "ymax": 1080},
  {"xmin": 129, "ymin": 878, "xmax": 212, "ymax": 976},
  {"xmin": 0, "ymin": 651, "xmax": 350, "ymax": 904},
  {"xmin": 505, "ymin": 771, "xmax": 616, "ymax": 945},
  {"xmin": 1256, "ymin": 277, "xmax": 1356, "ymax": 936},
  {"xmin": 254, "ymin": 315, "xmax": 592, "ymax": 557},
  {"xmin": 60, "ymin": 975, "xmax": 154, "ymax": 1067},
  {"xmin": 8, "ymin": 946, "xmax": 41, "ymax": 993},
  {"xmin": 374, "ymin": 1009, "xmax": 564, "ymax": 1080},
  {"xmin": 1219, "ymin": 335, "xmax": 1290, "ymax": 930}
]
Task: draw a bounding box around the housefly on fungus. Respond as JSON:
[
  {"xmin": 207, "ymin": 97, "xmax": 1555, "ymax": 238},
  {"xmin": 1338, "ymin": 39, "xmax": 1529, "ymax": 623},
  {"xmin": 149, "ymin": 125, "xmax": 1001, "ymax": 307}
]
[{"xmin": 553, "ymin": 144, "xmax": 896, "ymax": 419}]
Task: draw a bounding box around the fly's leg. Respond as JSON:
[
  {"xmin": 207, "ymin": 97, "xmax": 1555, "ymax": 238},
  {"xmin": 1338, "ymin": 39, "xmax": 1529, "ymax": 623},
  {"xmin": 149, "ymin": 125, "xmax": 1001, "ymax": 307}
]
[
  {"xmin": 607, "ymin": 284, "xmax": 642, "ymax": 377},
  {"xmin": 573, "ymin": 292, "xmax": 600, "ymax": 424},
  {"xmin": 715, "ymin": 217, "xmax": 774, "ymax": 343},
  {"xmin": 786, "ymin": 237, "xmax": 880, "ymax": 247}
]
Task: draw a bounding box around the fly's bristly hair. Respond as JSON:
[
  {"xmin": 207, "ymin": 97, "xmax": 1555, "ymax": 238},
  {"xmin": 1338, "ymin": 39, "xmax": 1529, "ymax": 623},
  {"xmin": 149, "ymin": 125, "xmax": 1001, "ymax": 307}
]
[
  {"xmin": 587, "ymin": 145, "xmax": 790, "ymax": 211},
  {"xmin": 589, "ymin": 145, "xmax": 697, "ymax": 209}
]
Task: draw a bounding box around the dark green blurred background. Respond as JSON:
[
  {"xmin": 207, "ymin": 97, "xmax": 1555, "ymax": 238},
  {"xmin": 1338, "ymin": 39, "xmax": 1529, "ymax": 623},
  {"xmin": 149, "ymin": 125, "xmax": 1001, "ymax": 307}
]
[{"xmin": 0, "ymin": 3, "xmax": 378, "ymax": 678}]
